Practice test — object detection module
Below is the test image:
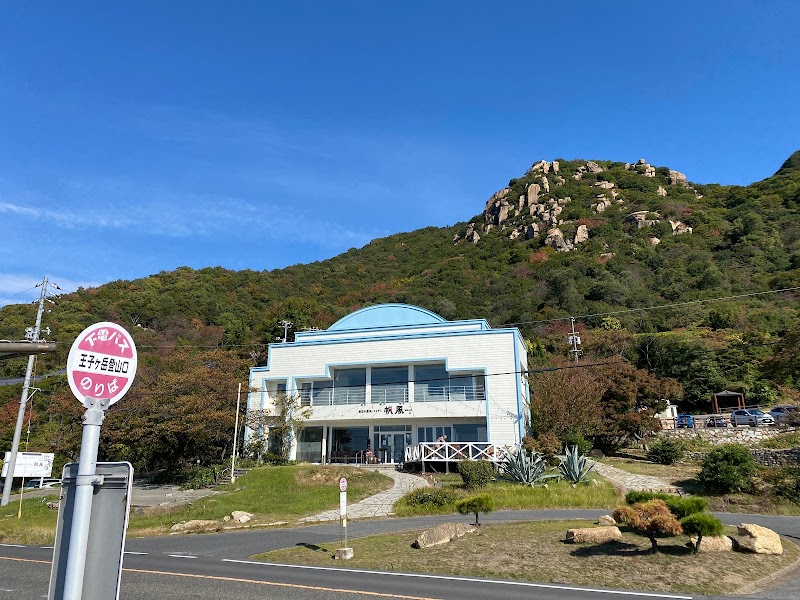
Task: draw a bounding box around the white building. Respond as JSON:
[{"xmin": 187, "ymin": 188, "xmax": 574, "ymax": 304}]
[{"xmin": 246, "ymin": 303, "xmax": 528, "ymax": 465}]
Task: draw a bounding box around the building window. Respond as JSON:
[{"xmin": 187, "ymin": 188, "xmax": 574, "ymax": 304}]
[
  {"xmin": 331, "ymin": 427, "xmax": 369, "ymax": 461},
  {"xmin": 332, "ymin": 368, "xmax": 366, "ymax": 404},
  {"xmin": 417, "ymin": 426, "xmax": 451, "ymax": 442},
  {"xmin": 371, "ymin": 366, "xmax": 409, "ymax": 404},
  {"xmin": 300, "ymin": 380, "xmax": 332, "ymax": 406},
  {"xmin": 453, "ymin": 423, "xmax": 487, "ymax": 442},
  {"xmin": 297, "ymin": 427, "xmax": 323, "ymax": 462},
  {"xmin": 414, "ymin": 364, "xmax": 485, "ymax": 402}
]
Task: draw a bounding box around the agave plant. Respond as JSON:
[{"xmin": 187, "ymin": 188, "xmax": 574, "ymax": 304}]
[
  {"xmin": 558, "ymin": 444, "xmax": 594, "ymax": 485},
  {"xmin": 501, "ymin": 448, "xmax": 557, "ymax": 486}
]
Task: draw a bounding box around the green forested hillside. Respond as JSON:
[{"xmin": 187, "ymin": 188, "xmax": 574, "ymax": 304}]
[{"xmin": 1, "ymin": 152, "xmax": 798, "ymax": 471}]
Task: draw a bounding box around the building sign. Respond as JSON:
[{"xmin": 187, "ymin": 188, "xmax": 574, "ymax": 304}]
[{"xmin": 2, "ymin": 452, "xmax": 54, "ymax": 478}]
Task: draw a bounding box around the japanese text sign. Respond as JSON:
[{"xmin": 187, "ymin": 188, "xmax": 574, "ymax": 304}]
[{"xmin": 67, "ymin": 322, "xmax": 137, "ymax": 405}]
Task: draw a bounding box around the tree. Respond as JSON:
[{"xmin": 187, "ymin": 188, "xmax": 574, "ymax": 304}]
[
  {"xmin": 698, "ymin": 444, "xmax": 756, "ymax": 493},
  {"xmin": 613, "ymin": 499, "xmax": 683, "ymax": 553},
  {"xmin": 680, "ymin": 513, "xmax": 724, "ymax": 554},
  {"xmin": 245, "ymin": 392, "xmax": 311, "ymax": 462},
  {"xmin": 456, "ymin": 494, "xmax": 494, "ymax": 526}
]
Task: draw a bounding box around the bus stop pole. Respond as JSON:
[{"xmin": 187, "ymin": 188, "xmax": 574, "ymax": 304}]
[{"xmin": 60, "ymin": 398, "xmax": 106, "ymax": 600}]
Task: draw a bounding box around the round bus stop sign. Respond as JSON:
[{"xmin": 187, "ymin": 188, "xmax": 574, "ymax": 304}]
[
  {"xmin": 67, "ymin": 322, "xmax": 137, "ymax": 405},
  {"xmin": 339, "ymin": 477, "xmax": 348, "ymax": 492}
]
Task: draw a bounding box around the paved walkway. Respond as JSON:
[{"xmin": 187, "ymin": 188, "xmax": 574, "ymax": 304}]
[
  {"xmin": 300, "ymin": 467, "xmax": 428, "ymax": 522},
  {"xmin": 590, "ymin": 460, "xmax": 685, "ymax": 495}
]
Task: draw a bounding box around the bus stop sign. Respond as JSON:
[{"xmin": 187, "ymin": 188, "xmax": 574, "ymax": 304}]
[{"xmin": 67, "ymin": 322, "xmax": 137, "ymax": 405}]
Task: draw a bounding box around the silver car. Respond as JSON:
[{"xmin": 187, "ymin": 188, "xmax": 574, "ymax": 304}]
[{"xmin": 730, "ymin": 409, "xmax": 774, "ymax": 427}]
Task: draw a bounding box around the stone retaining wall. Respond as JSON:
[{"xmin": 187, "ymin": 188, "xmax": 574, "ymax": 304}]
[
  {"xmin": 685, "ymin": 448, "xmax": 800, "ymax": 467},
  {"xmin": 661, "ymin": 426, "xmax": 796, "ymax": 446}
]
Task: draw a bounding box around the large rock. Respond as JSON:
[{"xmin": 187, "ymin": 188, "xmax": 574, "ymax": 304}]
[
  {"xmin": 541, "ymin": 176, "xmax": 550, "ymax": 193},
  {"xmin": 413, "ymin": 523, "xmax": 476, "ymax": 549},
  {"xmin": 545, "ymin": 228, "xmax": 570, "ymax": 251},
  {"xmin": 574, "ymin": 225, "xmax": 589, "ymax": 244},
  {"xmin": 656, "ymin": 186, "xmax": 667, "ymax": 197},
  {"xmin": 691, "ymin": 535, "xmax": 734, "ymax": 552},
  {"xmin": 527, "ymin": 183, "xmax": 541, "ymax": 205},
  {"xmin": 737, "ymin": 524, "xmax": 783, "ymax": 555},
  {"xmin": 598, "ymin": 515, "xmax": 616, "ymax": 526},
  {"xmin": 669, "ymin": 169, "xmax": 688, "ymax": 186},
  {"xmin": 496, "ymin": 201, "xmax": 511, "ymax": 225},
  {"xmin": 586, "ymin": 161, "xmax": 604, "ymax": 173},
  {"xmin": 170, "ymin": 519, "xmax": 220, "ymax": 533},
  {"xmin": 231, "ymin": 511, "xmax": 254, "ymax": 523},
  {"xmin": 565, "ymin": 526, "xmax": 622, "ymax": 544},
  {"xmin": 552, "ymin": 160, "xmax": 560, "ymax": 174},
  {"xmin": 524, "ymin": 223, "xmax": 539, "ymax": 239}
]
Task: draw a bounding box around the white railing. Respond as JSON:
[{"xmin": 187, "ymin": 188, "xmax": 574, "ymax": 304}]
[
  {"xmin": 299, "ymin": 385, "xmax": 485, "ymax": 406},
  {"xmin": 404, "ymin": 442, "xmax": 515, "ymax": 463},
  {"xmin": 414, "ymin": 385, "xmax": 486, "ymax": 402}
]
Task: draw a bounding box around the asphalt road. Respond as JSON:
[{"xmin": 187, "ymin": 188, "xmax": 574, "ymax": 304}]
[{"xmin": 1, "ymin": 510, "xmax": 798, "ymax": 600}]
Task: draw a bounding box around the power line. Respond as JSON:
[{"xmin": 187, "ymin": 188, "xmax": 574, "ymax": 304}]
[{"xmin": 0, "ymin": 285, "xmax": 39, "ymax": 305}]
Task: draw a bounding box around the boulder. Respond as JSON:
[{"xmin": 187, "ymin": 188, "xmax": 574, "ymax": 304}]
[
  {"xmin": 524, "ymin": 223, "xmax": 539, "ymax": 240},
  {"xmin": 595, "ymin": 181, "xmax": 615, "ymax": 189},
  {"xmin": 650, "ymin": 237, "xmax": 661, "ymax": 246},
  {"xmin": 669, "ymin": 169, "xmax": 688, "ymax": 186},
  {"xmin": 413, "ymin": 523, "xmax": 476, "ymax": 549},
  {"xmin": 231, "ymin": 510, "xmax": 254, "ymax": 523},
  {"xmin": 586, "ymin": 161, "xmax": 604, "ymax": 173},
  {"xmin": 598, "ymin": 515, "xmax": 616, "ymax": 526},
  {"xmin": 527, "ymin": 183, "xmax": 541, "ymax": 205},
  {"xmin": 496, "ymin": 201, "xmax": 511, "ymax": 225},
  {"xmin": 545, "ymin": 228, "xmax": 570, "ymax": 251},
  {"xmin": 552, "ymin": 160, "xmax": 560, "ymax": 174},
  {"xmin": 530, "ymin": 160, "xmax": 550, "ymax": 173},
  {"xmin": 566, "ymin": 526, "xmax": 622, "ymax": 544},
  {"xmin": 170, "ymin": 519, "xmax": 220, "ymax": 533},
  {"xmin": 541, "ymin": 176, "xmax": 550, "ymax": 193},
  {"xmin": 656, "ymin": 186, "xmax": 667, "ymax": 197},
  {"xmin": 574, "ymin": 225, "xmax": 589, "ymax": 244},
  {"xmin": 691, "ymin": 535, "xmax": 734, "ymax": 552},
  {"xmin": 737, "ymin": 523, "xmax": 783, "ymax": 555},
  {"xmin": 669, "ymin": 220, "xmax": 692, "ymax": 235}
]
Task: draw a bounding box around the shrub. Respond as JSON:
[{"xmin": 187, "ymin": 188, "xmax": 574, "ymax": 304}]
[
  {"xmin": 624, "ymin": 491, "xmax": 707, "ymax": 518},
  {"xmin": 501, "ymin": 449, "xmax": 557, "ymax": 486},
  {"xmin": 558, "ymin": 445, "xmax": 594, "ymax": 484},
  {"xmin": 525, "ymin": 432, "xmax": 561, "ymax": 457},
  {"xmin": 456, "ymin": 493, "xmax": 495, "ymax": 525},
  {"xmin": 613, "ymin": 499, "xmax": 683, "ymax": 553},
  {"xmin": 647, "ymin": 438, "xmax": 684, "ymax": 465},
  {"xmin": 458, "ymin": 459, "xmax": 494, "ymax": 490},
  {"xmin": 404, "ymin": 487, "xmax": 459, "ymax": 507},
  {"xmin": 762, "ymin": 466, "xmax": 800, "ymax": 503},
  {"xmin": 698, "ymin": 444, "xmax": 756, "ymax": 493},
  {"xmin": 561, "ymin": 431, "xmax": 591, "ymax": 456},
  {"xmin": 680, "ymin": 513, "xmax": 724, "ymax": 554}
]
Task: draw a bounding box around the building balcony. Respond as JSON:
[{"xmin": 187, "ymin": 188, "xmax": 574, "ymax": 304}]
[{"xmin": 299, "ymin": 385, "xmax": 486, "ymax": 407}]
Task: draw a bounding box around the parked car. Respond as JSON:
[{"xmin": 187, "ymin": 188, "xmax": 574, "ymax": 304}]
[
  {"xmin": 705, "ymin": 414, "xmax": 728, "ymax": 428},
  {"xmin": 730, "ymin": 409, "xmax": 775, "ymax": 427},
  {"xmin": 23, "ymin": 478, "xmax": 61, "ymax": 490},
  {"xmin": 769, "ymin": 406, "xmax": 799, "ymax": 424},
  {"xmin": 676, "ymin": 414, "xmax": 695, "ymax": 428}
]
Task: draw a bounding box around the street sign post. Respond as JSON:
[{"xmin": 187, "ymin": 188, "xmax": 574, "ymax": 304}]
[
  {"xmin": 48, "ymin": 462, "xmax": 133, "ymax": 600},
  {"xmin": 50, "ymin": 322, "xmax": 137, "ymax": 600}
]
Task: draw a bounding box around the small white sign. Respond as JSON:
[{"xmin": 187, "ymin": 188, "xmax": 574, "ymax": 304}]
[
  {"xmin": 339, "ymin": 491, "xmax": 347, "ymax": 517},
  {"xmin": 2, "ymin": 452, "xmax": 54, "ymax": 478},
  {"xmin": 339, "ymin": 477, "xmax": 348, "ymax": 492}
]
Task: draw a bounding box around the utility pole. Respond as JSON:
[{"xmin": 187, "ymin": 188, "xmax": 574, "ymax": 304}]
[
  {"xmin": 279, "ymin": 320, "xmax": 293, "ymax": 343},
  {"xmin": 568, "ymin": 316, "xmax": 582, "ymax": 363},
  {"xmin": 2, "ymin": 276, "xmax": 50, "ymax": 507},
  {"xmin": 231, "ymin": 383, "xmax": 241, "ymax": 483}
]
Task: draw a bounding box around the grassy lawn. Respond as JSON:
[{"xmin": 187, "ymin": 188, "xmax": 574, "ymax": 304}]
[
  {"xmin": 394, "ymin": 474, "xmax": 619, "ymax": 517},
  {"xmin": 252, "ymin": 519, "xmax": 800, "ymax": 596},
  {"xmin": 0, "ymin": 465, "xmax": 392, "ymax": 544}
]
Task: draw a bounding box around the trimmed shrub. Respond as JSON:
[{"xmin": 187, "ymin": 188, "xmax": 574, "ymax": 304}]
[
  {"xmin": 456, "ymin": 493, "xmax": 495, "ymax": 525},
  {"xmin": 613, "ymin": 499, "xmax": 683, "ymax": 553},
  {"xmin": 698, "ymin": 444, "xmax": 756, "ymax": 493},
  {"xmin": 404, "ymin": 487, "xmax": 459, "ymax": 507},
  {"xmin": 625, "ymin": 491, "xmax": 707, "ymax": 518},
  {"xmin": 647, "ymin": 438, "xmax": 684, "ymax": 465},
  {"xmin": 625, "ymin": 490, "xmax": 672, "ymax": 505},
  {"xmin": 458, "ymin": 459, "xmax": 494, "ymax": 490},
  {"xmin": 681, "ymin": 513, "xmax": 724, "ymax": 554}
]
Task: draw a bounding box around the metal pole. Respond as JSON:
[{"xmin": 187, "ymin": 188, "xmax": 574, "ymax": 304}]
[
  {"xmin": 2, "ymin": 276, "xmax": 48, "ymax": 507},
  {"xmin": 60, "ymin": 397, "xmax": 106, "ymax": 600},
  {"xmin": 231, "ymin": 383, "xmax": 241, "ymax": 483}
]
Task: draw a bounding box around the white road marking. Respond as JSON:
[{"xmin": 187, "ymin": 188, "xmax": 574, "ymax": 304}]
[
  {"xmin": 221, "ymin": 559, "xmax": 693, "ymax": 599},
  {"xmin": 124, "ymin": 551, "xmax": 148, "ymax": 555},
  {"xmin": 41, "ymin": 546, "xmax": 54, "ymax": 549},
  {"xmin": 0, "ymin": 544, "xmax": 25, "ymax": 548},
  {"xmin": 168, "ymin": 554, "xmax": 197, "ymax": 559}
]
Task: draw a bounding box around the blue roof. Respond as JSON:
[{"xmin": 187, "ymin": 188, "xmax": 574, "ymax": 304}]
[{"xmin": 327, "ymin": 304, "xmax": 446, "ymax": 331}]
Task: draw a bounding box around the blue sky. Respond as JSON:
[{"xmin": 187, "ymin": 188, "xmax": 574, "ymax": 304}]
[{"xmin": 1, "ymin": 1, "xmax": 799, "ymax": 308}]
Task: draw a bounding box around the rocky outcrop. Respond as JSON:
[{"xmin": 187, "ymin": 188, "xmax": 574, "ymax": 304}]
[
  {"xmin": 650, "ymin": 237, "xmax": 661, "ymax": 246},
  {"xmin": 413, "ymin": 523, "xmax": 476, "ymax": 549},
  {"xmin": 575, "ymin": 225, "xmax": 589, "ymax": 244},
  {"xmin": 525, "ymin": 223, "xmax": 539, "ymax": 239},
  {"xmin": 668, "ymin": 169, "xmax": 688, "ymax": 187},
  {"xmin": 530, "ymin": 160, "xmax": 551, "ymax": 174},
  {"xmin": 565, "ymin": 526, "xmax": 622, "ymax": 544},
  {"xmin": 552, "ymin": 160, "xmax": 560, "ymax": 174},
  {"xmin": 545, "ymin": 228, "xmax": 572, "ymax": 251},
  {"xmin": 541, "ymin": 176, "xmax": 550, "ymax": 193},
  {"xmin": 626, "ymin": 211, "xmax": 660, "ymax": 228},
  {"xmin": 737, "ymin": 524, "xmax": 783, "ymax": 555},
  {"xmin": 669, "ymin": 220, "xmax": 692, "ymax": 235},
  {"xmin": 656, "ymin": 186, "xmax": 667, "ymax": 197},
  {"xmin": 527, "ymin": 183, "xmax": 541, "ymax": 205},
  {"xmin": 595, "ymin": 181, "xmax": 615, "ymax": 190}
]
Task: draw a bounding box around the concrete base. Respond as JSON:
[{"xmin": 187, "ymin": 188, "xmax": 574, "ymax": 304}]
[{"xmin": 334, "ymin": 547, "xmax": 354, "ymax": 560}]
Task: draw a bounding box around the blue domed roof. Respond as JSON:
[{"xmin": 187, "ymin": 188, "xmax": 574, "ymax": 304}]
[{"xmin": 328, "ymin": 304, "xmax": 446, "ymax": 331}]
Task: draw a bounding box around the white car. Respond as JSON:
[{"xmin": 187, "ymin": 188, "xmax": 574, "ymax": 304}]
[
  {"xmin": 730, "ymin": 409, "xmax": 774, "ymax": 427},
  {"xmin": 23, "ymin": 478, "xmax": 61, "ymax": 489},
  {"xmin": 769, "ymin": 406, "xmax": 799, "ymax": 424}
]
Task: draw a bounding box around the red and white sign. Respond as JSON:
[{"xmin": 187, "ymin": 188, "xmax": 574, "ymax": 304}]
[
  {"xmin": 339, "ymin": 477, "xmax": 348, "ymax": 492},
  {"xmin": 67, "ymin": 322, "xmax": 138, "ymax": 405}
]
